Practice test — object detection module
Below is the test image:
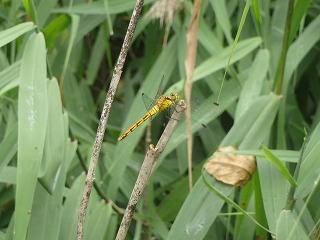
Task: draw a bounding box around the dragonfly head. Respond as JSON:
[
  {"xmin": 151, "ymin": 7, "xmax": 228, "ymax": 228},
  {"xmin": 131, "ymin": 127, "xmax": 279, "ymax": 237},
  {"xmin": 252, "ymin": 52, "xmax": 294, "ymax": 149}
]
[{"xmin": 170, "ymin": 93, "xmax": 180, "ymax": 103}]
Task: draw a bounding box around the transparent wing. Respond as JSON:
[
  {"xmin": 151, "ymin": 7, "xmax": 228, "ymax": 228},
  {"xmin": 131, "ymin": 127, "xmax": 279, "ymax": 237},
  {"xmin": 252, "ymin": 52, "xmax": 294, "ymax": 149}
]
[
  {"xmin": 142, "ymin": 93, "xmax": 155, "ymax": 111},
  {"xmin": 169, "ymin": 99, "xmax": 208, "ymax": 135},
  {"xmin": 189, "ymin": 100, "xmax": 208, "ymax": 128},
  {"xmin": 155, "ymin": 75, "xmax": 165, "ymax": 98},
  {"xmin": 142, "ymin": 93, "xmax": 164, "ymax": 123},
  {"xmin": 142, "ymin": 76, "xmax": 165, "ymax": 110}
]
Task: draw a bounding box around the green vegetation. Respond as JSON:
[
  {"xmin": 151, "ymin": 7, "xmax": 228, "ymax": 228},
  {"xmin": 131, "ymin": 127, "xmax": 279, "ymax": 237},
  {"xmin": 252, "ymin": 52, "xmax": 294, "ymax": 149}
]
[{"xmin": 0, "ymin": 0, "xmax": 319, "ymax": 239}]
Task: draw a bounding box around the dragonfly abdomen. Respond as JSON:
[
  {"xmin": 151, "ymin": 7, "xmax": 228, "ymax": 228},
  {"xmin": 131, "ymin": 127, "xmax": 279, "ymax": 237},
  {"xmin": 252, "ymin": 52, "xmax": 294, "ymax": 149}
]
[{"xmin": 117, "ymin": 105, "xmax": 160, "ymax": 141}]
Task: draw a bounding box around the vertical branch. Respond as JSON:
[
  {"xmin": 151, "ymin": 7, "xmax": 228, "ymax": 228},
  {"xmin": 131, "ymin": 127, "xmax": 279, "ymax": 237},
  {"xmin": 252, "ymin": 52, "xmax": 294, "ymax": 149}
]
[
  {"xmin": 77, "ymin": 1, "xmax": 144, "ymax": 239},
  {"xmin": 115, "ymin": 145, "xmax": 157, "ymax": 240},
  {"xmin": 184, "ymin": 0, "xmax": 202, "ymax": 191},
  {"xmin": 115, "ymin": 101, "xmax": 186, "ymax": 240}
]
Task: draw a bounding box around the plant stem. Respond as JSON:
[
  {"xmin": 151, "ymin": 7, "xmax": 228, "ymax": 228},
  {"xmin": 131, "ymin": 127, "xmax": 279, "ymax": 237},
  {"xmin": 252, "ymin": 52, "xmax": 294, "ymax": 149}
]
[
  {"xmin": 77, "ymin": 1, "xmax": 144, "ymax": 239},
  {"xmin": 184, "ymin": 0, "xmax": 202, "ymax": 191},
  {"xmin": 273, "ymin": 0, "xmax": 295, "ymax": 95}
]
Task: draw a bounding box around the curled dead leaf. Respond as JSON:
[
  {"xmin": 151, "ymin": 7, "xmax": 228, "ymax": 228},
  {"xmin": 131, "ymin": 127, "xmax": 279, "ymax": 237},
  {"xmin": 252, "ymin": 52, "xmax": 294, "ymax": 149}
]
[{"xmin": 204, "ymin": 146, "xmax": 256, "ymax": 187}]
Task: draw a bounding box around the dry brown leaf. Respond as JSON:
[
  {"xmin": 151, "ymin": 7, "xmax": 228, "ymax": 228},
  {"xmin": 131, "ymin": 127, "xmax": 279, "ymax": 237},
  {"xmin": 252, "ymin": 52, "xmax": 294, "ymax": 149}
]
[{"xmin": 204, "ymin": 146, "xmax": 256, "ymax": 187}]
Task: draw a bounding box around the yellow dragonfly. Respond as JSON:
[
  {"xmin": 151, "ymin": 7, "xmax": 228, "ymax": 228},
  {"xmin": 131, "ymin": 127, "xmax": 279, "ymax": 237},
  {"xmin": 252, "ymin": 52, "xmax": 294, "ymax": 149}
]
[{"xmin": 118, "ymin": 78, "xmax": 180, "ymax": 141}]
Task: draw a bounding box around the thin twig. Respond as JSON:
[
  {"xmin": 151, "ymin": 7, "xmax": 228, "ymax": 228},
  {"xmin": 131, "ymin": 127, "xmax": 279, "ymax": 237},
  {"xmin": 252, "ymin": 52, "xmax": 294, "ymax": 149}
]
[
  {"xmin": 184, "ymin": 0, "xmax": 202, "ymax": 191},
  {"xmin": 115, "ymin": 145, "xmax": 157, "ymax": 240},
  {"xmin": 115, "ymin": 100, "xmax": 186, "ymax": 240},
  {"xmin": 143, "ymin": 121, "xmax": 152, "ymax": 237},
  {"xmin": 145, "ymin": 122, "xmax": 152, "ymax": 152},
  {"xmin": 154, "ymin": 101, "xmax": 186, "ymax": 154},
  {"xmin": 77, "ymin": 1, "xmax": 144, "ymax": 239}
]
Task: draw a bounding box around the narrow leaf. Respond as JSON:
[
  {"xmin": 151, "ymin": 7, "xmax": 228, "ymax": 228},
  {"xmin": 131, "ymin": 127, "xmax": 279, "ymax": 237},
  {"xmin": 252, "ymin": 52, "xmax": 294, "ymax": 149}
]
[
  {"xmin": 15, "ymin": 32, "xmax": 47, "ymax": 239},
  {"xmin": 262, "ymin": 145, "xmax": 298, "ymax": 187},
  {"xmin": 0, "ymin": 22, "xmax": 35, "ymax": 48}
]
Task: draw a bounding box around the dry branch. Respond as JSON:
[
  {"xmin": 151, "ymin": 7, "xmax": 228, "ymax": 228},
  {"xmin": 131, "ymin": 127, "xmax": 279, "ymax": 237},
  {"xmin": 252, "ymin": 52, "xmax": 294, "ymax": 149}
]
[
  {"xmin": 184, "ymin": 0, "xmax": 202, "ymax": 190},
  {"xmin": 77, "ymin": 1, "xmax": 144, "ymax": 239},
  {"xmin": 115, "ymin": 100, "xmax": 186, "ymax": 240}
]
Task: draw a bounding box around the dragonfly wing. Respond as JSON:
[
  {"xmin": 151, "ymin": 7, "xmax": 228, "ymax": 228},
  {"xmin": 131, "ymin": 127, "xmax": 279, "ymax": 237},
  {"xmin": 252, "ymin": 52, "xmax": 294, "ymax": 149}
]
[
  {"xmin": 143, "ymin": 76, "xmax": 164, "ymax": 107},
  {"xmin": 142, "ymin": 93, "xmax": 155, "ymax": 111},
  {"xmin": 141, "ymin": 92, "xmax": 165, "ymax": 125},
  {"xmin": 155, "ymin": 75, "xmax": 165, "ymax": 98},
  {"xmin": 169, "ymin": 100, "xmax": 207, "ymax": 129},
  {"xmin": 188, "ymin": 100, "xmax": 208, "ymax": 128}
]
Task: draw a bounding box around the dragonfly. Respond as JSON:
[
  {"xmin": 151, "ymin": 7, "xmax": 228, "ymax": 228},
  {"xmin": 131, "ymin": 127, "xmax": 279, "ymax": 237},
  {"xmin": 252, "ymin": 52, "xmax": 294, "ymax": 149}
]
[{"xmin": 118, "ymin": 77, "xmax": 180, "ymax": 141}]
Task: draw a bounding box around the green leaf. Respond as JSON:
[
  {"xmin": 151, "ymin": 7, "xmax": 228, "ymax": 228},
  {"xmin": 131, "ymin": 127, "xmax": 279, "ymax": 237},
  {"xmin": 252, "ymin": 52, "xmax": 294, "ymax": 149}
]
[
  {"xmin": 167, "ymin": 178, "xmax": 232, "ymax": 240},
  {"xmin": 157, "ymin": 161, "xmax": 204, "ymax": 222},
  {"xmin": 166, "ymin": 37, "xmax": 263, "ymax": 94},
  {"xmin": 222, "ymin": 93, "xmax": 281, "ymax": 148},
  {"xmin": 27, "ymin": 182, "xmax": 63, "ymax": 240},
  {"xmin": 84, "ymin": 202, "xmax": 113, "ymax": 240},
  {"xmin": 258, "ymin": 157, "xmax": 287, "ymax": 234},
  {"xmin": 235, "ymin": 49, "xmax": 270, "ymax": 119},
  {"xmin": 43, "ymin": 14, "xmax": 70, "ymax": 49},
  {"xmin": 37, "ymin": 0, "xmax": 59, "ymax": 29},
  {"xmin": 0, "ymin": 166, "xmax": 16, "ymax": 184},
  {"xmin": 0, "ymin": 22, "xmax": 36, "ymax": 48},
  {"xmin": 214, "ymin": 149, "xmax": 299, "ymax": 163},
  {"xmin": 59, "ymin": 175, "xmax": 85, "ymax": 240},
  {"xmin": 59, "ymin": 174, "xmax": 100, "ymax": 240},
  {"xmin": 262, "ymin": 145, "xmax": 298, "ymax": 187},
  {"xmin": 202, "ymin": 170, "xmax": 272, "ymax": 236},
  {"xmin": 276, "ymin": 210, "xmax": 308, "ymax": 240},
  {"xmin": 277, "ymin": 14, "xmax": 320, "ymax": 148},
  {"xmin": 85, "ymin": 27, "xmax": 106, "ymax": 85},
  {"xmin": 0, "ymin": 61, "xmax": 20, "ymax": 96},
  {"xmin": 60, "ymin": 14, "xmax": 79, "ymax": 86},
  {"xmin": 53, "ymin": 0, "xmax": 155, "ymax": 15},
  {"xmin": 27, "ymin": 138, "xmax": 77, "ymax": 240},
  {"xmin": 0, "ymin": 123, "xmax": 17, "ymax": 171},
  {"xmin": 208, "ymin": 0, "xmax": 232, "ymax": 43},
  {"xmin": 38, "ymin": 79, "xmax": 65, "ymax": 194},
  {"xmin": 16, "ymin": 32, "xmax": 47, "ymax": 239},
  {"xmin": 289, "ymin": 0, "xmax": 312, "ymax": 44},
  {"xmin": 295, "ymin": 121, "xmax": 320, "ymax": 199}
]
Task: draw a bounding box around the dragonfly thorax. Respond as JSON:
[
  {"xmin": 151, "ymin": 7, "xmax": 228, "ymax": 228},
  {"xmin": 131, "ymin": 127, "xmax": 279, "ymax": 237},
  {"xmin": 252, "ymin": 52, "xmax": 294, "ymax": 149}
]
[{"xmin": 157, "ymin": 93, "xmax": 180, "ymax": 111}]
